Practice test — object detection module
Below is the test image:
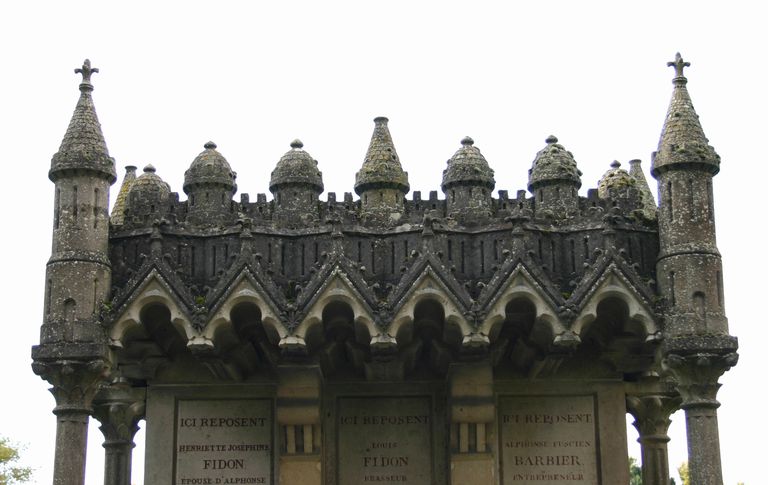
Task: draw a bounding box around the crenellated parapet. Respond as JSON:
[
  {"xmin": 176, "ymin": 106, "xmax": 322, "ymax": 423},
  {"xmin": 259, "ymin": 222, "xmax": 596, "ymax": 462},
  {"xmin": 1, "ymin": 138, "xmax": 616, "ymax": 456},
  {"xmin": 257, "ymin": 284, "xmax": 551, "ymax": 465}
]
[{"xmin": 94, "ymin": 99, "xmax": 671, "ymax": 386}]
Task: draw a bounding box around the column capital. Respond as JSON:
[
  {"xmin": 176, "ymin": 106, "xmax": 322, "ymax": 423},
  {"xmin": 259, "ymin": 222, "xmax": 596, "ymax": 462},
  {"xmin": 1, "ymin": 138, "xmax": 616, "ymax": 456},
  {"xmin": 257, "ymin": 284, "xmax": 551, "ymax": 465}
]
[
  {"xmin": 32, "ymin": 357, "xmax": 112, "ymax": 415},
  {"xmin": 626, "ymin": 393, "xmax": 681, "ymax": 443},
  {"xmin": 93, "ymin": 381, "xmax": 146, "ymax": 444},
  {"xmin": 662, "ymin": 335, "xmax": 738, "ymax": 408}
]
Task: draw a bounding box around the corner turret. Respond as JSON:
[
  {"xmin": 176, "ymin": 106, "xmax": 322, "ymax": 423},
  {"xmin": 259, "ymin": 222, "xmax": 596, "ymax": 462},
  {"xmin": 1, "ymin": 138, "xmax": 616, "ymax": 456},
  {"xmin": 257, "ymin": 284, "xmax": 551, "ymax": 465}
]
[
  {"xmin": 354, "ymin": 117, "xmax": 410, "ymax": 223},
  {"xmin": 528, "ymin": 135, "xmax": 582, "ymax": 218},
  {"xmin": 32, "ymin": 60, "xmax": 116, "ymax": 485},
  {"xmin": 270, "ymin": 139, "xmax": 324, "ymax": 227},
  {"xmin": 38, "ymin": 59, "xmax": 116, "ymax": 345},
  {"xmin": 652, "ymin": 53, "xmax": 738, "ymax": 485},
  {"xmin": 652, "ymin": 53, "xmax": 728, "ymax": 336},
  {"xmin": 441, "ymin": 136, "xmax": 495, "ymax": 224}
]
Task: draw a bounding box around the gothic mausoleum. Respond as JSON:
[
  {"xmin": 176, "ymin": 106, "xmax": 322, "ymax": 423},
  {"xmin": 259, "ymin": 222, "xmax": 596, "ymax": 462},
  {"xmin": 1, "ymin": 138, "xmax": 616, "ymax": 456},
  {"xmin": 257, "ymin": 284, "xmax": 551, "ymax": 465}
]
[{"xmin": 32, "ymin": 55, "xmax": 738, "ymax": 485}]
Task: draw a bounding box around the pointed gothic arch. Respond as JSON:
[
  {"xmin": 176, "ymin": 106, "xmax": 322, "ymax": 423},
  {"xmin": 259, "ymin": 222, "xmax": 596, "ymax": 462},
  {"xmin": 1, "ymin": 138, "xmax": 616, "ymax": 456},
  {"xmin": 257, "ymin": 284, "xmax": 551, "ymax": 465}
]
[{"xmin": 478, "ymin": 266, "xmax": 564, "ymax": 343}]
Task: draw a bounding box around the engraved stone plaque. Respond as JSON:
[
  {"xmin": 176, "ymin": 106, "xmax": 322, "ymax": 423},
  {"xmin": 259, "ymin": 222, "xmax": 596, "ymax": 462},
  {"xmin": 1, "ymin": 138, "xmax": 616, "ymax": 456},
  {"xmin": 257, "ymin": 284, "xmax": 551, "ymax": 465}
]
[
  {"xmin": 175, "ymin": 399, "xmax": 273, "ymax": 485},
  {"xmin": 499, "ymin": 395, "xmax": 599, "ymax": 484},
  {"xmin": 337, "ymin": 396, "xmax": 432, "ymax": 485}
]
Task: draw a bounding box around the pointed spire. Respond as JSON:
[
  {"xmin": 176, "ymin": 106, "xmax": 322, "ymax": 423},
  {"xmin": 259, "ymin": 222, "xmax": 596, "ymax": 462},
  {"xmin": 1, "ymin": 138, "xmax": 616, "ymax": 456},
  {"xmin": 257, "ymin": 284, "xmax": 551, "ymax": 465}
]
[
  {"xmin": 651, "ymin": 53, "xmax": 720, "ymax": 177},
  {"xmin": 366, "ymin": 117, "xmax": 398, "ymax": 163},
  {"xmin": 354, "ymin": 117, "xmax": 409, "ymax": 195},
  {"xmin": 110, "ymin": 165, "xmax": 138, "ymax": 225},
  {"xmin": 628, "ymin": 159, "xmax": 657, "ymax": 218},
  {"xmin": 50, "ymin": 59, "xmax": 116, "ymax": 183}
]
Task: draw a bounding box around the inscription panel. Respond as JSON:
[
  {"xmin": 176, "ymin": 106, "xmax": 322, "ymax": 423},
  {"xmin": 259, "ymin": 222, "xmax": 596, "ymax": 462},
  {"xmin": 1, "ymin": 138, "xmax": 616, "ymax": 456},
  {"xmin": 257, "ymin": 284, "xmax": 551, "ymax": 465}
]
[
  {"xmin": 175, "ymin": 399, "xmax": 273, "ymax": 485},
  {"xmin": 499, "ymin": 395, "xmax": 599, "ymax": 484},
  {"xmin": 337, "ymin": 396, "xmax": 432, "ymax": 485}
]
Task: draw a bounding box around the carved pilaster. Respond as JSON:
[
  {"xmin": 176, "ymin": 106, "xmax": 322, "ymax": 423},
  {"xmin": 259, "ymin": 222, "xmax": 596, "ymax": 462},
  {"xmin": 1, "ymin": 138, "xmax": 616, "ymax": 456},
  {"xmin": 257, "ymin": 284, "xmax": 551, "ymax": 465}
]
[
  {"xmin": 93, "ymin": 381, "xmax": 146, "ymax": 485},
  {"xmin": 626, "ymin": 393, "xmax": 681, "ymax": 485},
  {"xmin": 277, "ymin": 366, "xmax": 322, "ymax": 485},
  {"xmin": 663, "ymin": 335, "xmax": 738, "ymax": 485},
  {"xmin": 32, "ymin": 358, "xmax": 111, "ymax": 485},
  {"xmin": 448, "ymin": 362, "xmax": 495, "ymax": 485}
]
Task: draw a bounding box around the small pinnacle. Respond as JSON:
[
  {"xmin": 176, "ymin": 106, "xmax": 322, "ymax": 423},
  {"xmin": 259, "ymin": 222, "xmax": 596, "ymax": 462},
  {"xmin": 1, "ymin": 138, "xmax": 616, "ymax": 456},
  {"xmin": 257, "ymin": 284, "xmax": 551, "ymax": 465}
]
[
  {"xmin": 629, "ymin": 159, "xmax": 641, "ymax": 165},
  {"xmin": 144, "ymin": 164, "xmax": 156, "ymax": 173},
  {"xmin": 610, "ymin": 160, "xmax": 621, "ymax": 168},
  {"xmin": 668, "ymin": 52, "xmax": 690, "ymax": 79},
  {"xmin": 290, "ymin": 139, "xmax": 304, "ymax": 149},
  {"xmin": 204, "ymin": 141, "xmax": 217, "ymax": 150},
  {"xmin": 546, "ymin": 135, "xmax": 558, "ymax": 144},
  {"xmin": 125, "ymin": 165, "xmax": 138, "ymax": 173},
  {"xmin": 373, "ymin": 116, "xmax": 389, "ymax": 124},
  {"xmin": 461, "ymin": 136, "xmax": 474, "ymax": 146}
]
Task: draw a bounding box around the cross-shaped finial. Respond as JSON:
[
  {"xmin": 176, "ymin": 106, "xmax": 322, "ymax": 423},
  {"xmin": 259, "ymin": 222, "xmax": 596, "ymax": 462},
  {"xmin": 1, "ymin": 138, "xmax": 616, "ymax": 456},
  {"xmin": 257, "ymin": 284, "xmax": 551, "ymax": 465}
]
[
  {"xmin": 667, "ymin": 52, "xmax": 690, "ymax": 78},
  {"xmin": 75, "ymin": 59, "xmax": 99, "ymax": 85}
]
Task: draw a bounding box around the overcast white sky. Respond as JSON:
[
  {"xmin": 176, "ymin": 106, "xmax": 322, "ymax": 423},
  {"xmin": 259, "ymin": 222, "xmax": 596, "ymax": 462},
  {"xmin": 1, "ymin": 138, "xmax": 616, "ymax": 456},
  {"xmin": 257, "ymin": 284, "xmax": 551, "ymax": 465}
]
[{"xmin": 0, "ymin": 1, "xmax": 764, "ymax": 484}]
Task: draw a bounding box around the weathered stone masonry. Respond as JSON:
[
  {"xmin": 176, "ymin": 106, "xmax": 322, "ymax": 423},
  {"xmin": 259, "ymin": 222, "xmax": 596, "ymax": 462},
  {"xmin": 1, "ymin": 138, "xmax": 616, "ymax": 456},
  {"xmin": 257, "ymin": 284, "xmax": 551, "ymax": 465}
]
[{"xmin": 32, "ymin": 54, "xmax": 737, "ymax": 485}]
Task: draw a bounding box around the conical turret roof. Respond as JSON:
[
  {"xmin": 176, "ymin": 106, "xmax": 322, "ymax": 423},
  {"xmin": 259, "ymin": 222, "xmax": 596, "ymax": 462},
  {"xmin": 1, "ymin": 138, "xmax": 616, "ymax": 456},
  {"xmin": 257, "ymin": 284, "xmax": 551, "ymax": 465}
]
[
  {"xmin": 528, "ymin": 135, "xmax": 582, "ymax": 191},
  {"xmin": 441, "ymin": 136, "xmax": 495, "ymax": 191},
  {"xmin": 651, "ymin": 53, "xmax": 720, "ymax": 177},
  {"xmin": 50, "ymin": 59, "xmax": 116, "ymax": 183},
  {"xmin": 354, "ymin": 117, "xmax": 410, "ymax": 195},
  {"xmin": 110, "ymin": 165, "xmax": 138, "ymax": 225},
  {"xmin": 628, "ymin": 159, "xmax": 657, "ymax": 218},
  {"xmin": 269, "ymin": 139, "xmax": 324, "ymax": 193}
]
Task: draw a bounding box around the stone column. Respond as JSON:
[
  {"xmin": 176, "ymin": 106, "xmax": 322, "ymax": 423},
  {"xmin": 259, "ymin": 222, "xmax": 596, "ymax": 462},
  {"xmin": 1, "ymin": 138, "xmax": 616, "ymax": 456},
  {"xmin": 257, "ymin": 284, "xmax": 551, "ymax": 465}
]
[
  {"xmin": 663, "ymin": 337, "xmax": 738, "ymax": 485},
  {"xmin": 92, "ymin": 381, "xmax": 146, "ymax": 485},
  {"xmin": 32, "ymin": 358, "xmax": 111, "ymax": 485},
  {"xmin": 277, "ymin": 366, "xmax": 322, "ymax": 485},
  {"xmin": 626, "ymin": 393, "xmax": 680, "ymax": 485},
  {"xmin": 448, "ymin": 361, "xmax": 495, "ymax": 485}
]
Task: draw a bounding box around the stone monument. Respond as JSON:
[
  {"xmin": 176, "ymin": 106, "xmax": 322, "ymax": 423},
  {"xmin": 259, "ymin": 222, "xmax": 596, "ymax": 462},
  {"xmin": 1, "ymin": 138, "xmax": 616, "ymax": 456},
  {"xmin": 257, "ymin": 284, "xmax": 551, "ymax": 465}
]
[{"xmin": 32, "ymin": 54, "xmax": 737, "ymax": 485}]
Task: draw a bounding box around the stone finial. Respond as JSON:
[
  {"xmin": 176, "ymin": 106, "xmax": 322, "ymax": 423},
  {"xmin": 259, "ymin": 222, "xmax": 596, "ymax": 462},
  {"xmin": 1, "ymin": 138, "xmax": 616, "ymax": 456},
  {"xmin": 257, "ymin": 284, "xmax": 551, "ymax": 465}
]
[
  {"xmin": 75, "ymin": 59, "xmax": 99, "ymax": 92},
  {"xmin": 290, "ymin": 139, "xmax": 304, "ymax": 149},
  {"xmin": 545, "ymin": 135, "xmax": 558, "ymax": 144},
  {"xmin": 204, "ymin": 141, "xmax": 217, "ymax": 150},
  {"xmin": 668, "ymin": 52, "xmax": 690, "ymax": 81},
  {"xmin": 143, "ymin": 164, "xmax": 156, "ymax": 173},
  {"xmin": 461, "ymin": 136, "xmax": 474, "ymax": 146},
  {"xmin": 610, "ymin": 160, "xmax": 621, "ymax": 169}
]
